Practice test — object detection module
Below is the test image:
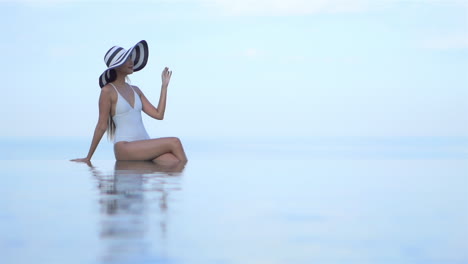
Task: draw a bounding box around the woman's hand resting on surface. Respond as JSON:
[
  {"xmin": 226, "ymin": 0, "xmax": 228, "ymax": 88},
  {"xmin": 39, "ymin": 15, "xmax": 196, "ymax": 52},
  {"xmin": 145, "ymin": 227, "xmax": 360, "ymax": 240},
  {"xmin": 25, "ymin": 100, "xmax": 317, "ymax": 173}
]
[{"xmin": 70, "ymin": 157, "xmax": 92, "ymax": 166}]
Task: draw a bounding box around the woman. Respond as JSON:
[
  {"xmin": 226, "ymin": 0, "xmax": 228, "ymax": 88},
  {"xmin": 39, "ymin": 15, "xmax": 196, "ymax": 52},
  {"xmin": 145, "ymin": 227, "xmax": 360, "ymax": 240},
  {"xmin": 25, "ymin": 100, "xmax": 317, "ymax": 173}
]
[{"xmin": 72, "ymin": 40, "xmax": 187, "ymax": 163}]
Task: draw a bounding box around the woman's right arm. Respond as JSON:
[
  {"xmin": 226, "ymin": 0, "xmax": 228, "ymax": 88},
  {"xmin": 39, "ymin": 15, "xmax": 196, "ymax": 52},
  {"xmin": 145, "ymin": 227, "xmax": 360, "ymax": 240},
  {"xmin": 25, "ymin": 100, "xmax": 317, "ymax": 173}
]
[{"xmin": 71, "ymin": 87, "xmax": 112, "ymax": 163}]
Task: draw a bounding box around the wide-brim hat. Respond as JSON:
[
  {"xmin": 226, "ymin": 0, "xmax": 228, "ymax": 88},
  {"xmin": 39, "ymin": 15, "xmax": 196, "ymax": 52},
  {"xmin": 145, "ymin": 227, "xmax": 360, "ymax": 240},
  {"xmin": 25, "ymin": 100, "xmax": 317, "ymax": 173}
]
[{"xmin": 99, "ymin": 40, "xmax": 149, "ymax": 88}]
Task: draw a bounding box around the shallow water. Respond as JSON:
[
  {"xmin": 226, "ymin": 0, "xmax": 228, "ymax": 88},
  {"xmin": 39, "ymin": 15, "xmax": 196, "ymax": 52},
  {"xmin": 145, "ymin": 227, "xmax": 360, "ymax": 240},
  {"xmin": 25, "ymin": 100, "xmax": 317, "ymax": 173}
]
[{"xmin": 0, "ymin": 137, "xmax": 467, "ymax": 264}]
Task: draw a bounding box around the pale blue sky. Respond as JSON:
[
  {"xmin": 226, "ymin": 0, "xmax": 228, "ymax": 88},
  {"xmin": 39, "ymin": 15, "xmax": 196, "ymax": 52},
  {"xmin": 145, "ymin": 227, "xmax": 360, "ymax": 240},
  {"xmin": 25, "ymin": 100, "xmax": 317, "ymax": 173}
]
[{"xmin": 1, "ymin": 0, "xmax": 467, "ymax": 139}]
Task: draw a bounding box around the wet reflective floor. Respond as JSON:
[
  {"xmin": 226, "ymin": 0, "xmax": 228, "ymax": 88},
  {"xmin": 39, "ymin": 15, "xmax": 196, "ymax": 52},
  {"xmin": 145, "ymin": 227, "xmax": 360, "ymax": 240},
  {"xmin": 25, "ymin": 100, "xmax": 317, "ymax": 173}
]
[{"xmin": 1, "ymin": 142, "xmax": 467, "ymax": 264}]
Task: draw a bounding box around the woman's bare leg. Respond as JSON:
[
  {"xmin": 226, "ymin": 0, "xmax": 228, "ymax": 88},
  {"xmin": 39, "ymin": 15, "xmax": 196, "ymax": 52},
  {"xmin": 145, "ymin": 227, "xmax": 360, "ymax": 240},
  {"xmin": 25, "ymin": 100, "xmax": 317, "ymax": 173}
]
[
  {"xmin": 114, "ymin": 137, "xmax": 187, "ymax": 161},
  {"xmin": 153, "ymin": 153, "xmax": 179, "ymax": 163}
]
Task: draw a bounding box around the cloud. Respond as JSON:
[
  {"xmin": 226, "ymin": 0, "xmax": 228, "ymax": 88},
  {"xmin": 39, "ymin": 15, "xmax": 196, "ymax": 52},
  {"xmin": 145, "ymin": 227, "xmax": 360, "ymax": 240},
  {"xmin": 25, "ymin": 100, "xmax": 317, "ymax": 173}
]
[
  {"xmin": 200, "ymin": 0, "xmax": 375, "ymax": 15},
  {"xmin": 243, "ymin": 48, "xmax": 265, "ymax": 57},
  {"xmin": 420, "ymin": 33, "xmax": 468, "ymax": 50},
  {"xmin": 198, "ymin": 0, "xmax": 468, "ymax": 16},
  {"xmin": 2, "ymin": 0, "xmax": 467, "ymax": 16}
]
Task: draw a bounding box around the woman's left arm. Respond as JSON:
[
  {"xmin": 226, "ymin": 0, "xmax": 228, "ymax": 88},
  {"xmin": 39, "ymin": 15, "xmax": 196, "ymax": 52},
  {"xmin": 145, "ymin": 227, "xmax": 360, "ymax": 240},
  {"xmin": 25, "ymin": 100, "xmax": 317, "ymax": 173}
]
[{"xmin": 136, "ymin": 67, "xmax": 172, "ymax": 120}]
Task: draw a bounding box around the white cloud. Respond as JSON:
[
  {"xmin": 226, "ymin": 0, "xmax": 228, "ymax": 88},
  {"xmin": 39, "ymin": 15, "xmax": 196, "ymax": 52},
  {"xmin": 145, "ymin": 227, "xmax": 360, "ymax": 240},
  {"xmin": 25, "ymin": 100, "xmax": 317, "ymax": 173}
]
[
  {"xmin": 201, "ymin": 0, "xmax": 375, "ymax": 15},
  {"xmin": 421, "ymin": 33, "xmax": 468, "ymax": 50},
  {"xmin": 198, "ymin": 0, "xmax": 468, "ymax": 16},
  {"xmin": 4, "ymin": 0, "xmax": 467, "ymax": 14},
  {"xmin": 243, "ymin": 47, "xmax": 265, "ymax": 57}
]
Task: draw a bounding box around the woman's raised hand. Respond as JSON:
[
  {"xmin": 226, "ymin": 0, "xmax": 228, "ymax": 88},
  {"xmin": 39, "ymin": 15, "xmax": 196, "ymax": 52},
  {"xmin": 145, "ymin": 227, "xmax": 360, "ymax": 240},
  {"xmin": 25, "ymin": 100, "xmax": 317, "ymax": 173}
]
[{"xmin": 161, "ymin": 67, "xmax": 172, "ymax": 88}]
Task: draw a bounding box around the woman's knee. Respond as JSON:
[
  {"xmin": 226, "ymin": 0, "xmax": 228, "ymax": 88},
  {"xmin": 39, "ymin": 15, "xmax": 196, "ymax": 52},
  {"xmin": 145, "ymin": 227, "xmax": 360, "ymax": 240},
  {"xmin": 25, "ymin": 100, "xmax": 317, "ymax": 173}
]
[{"xmin": 168, "ymin": 137, "xmax": 182, "ymax": 147}]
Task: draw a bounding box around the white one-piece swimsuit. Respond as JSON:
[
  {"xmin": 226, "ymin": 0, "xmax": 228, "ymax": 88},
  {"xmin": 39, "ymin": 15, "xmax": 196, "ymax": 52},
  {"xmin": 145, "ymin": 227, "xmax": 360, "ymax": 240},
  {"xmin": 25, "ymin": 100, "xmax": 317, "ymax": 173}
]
[{"xmin": 110, "ymin": 83, "xmax": 150, "ymax": 144}]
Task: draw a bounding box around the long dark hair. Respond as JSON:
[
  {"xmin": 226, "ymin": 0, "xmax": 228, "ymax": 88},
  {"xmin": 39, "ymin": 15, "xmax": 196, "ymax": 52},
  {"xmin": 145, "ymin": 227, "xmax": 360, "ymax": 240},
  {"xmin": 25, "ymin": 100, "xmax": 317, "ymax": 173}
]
[
  {"xmin": 107, "ymin": 117, "xmax": 116, "ymax": 141},
  {"xmin": 105, "ymin": 69, "xmax": 132, "ymax": 141},
  {"xmin": 106, "ymin": 69, "xmax": 117, "ymax": 141}
]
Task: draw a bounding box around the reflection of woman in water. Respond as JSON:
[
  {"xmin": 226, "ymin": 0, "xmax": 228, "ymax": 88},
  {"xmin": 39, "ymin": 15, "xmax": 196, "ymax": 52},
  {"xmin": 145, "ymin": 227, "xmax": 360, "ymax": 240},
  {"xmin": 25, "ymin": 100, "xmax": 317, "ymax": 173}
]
[
  {"xmin": 72, "ymin": 40, "xmax": 187, "ymax": 163},
  {"xmin": 88, "ymin": 160, "xmax": 185, "ymax": 263}
]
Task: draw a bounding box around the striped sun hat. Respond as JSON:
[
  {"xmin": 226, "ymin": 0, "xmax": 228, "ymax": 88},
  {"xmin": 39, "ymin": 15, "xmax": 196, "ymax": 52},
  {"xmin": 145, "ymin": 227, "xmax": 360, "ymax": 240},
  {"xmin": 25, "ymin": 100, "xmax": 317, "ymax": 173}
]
[{"xmin": 99, "ymin": 40, "xmax": 149, "ymax": 88}]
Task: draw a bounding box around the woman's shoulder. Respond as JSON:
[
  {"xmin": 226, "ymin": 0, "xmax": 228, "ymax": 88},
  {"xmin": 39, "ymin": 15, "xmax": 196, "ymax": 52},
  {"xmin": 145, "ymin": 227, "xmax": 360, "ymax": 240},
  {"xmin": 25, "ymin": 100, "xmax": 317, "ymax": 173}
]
[
  {"xmin": 131, "ymin": 85, "xmax": 143, "ymax": 95},
  {"xmin": 100, "ymin": 84, "xmax": 117, "ymax": 98},
  {"xmin": 101, "ymin": 84, "xmax": 113, "ymax": 93}
]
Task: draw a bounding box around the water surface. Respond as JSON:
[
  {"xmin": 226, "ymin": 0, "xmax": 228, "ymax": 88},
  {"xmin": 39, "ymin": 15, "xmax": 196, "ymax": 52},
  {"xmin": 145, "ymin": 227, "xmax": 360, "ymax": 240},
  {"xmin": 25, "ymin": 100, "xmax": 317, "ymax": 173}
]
[{"xmin": 0, "ymin": 137, "xmax": 467, "ymax": 263}]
